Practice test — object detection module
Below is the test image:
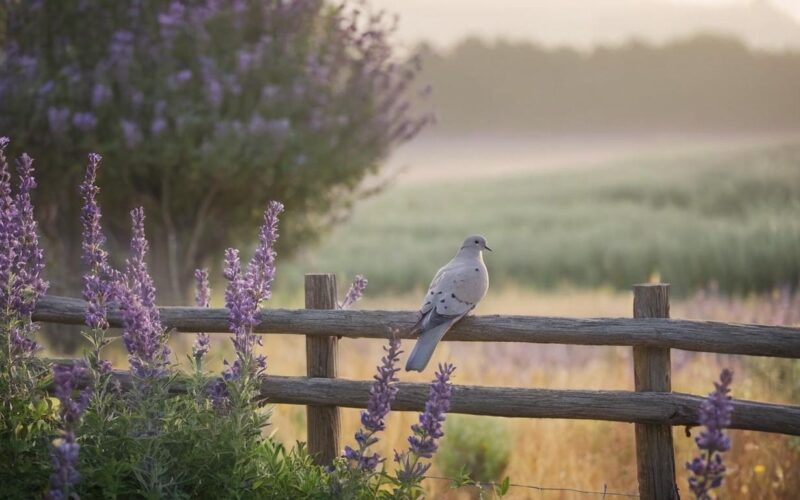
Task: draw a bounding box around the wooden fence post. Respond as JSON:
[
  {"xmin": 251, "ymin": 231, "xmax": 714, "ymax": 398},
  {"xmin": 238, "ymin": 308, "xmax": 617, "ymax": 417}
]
[
  {"xmin": 305, "ymin": 273, "xmax": 340, "ymax": 466},
  {"xmin": 633, "ymin": 283, "xmax": 678, "ymax": 500}
]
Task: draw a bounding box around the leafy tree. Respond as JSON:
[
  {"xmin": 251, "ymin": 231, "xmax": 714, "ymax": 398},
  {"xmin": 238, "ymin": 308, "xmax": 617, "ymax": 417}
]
[{"xmin": 0, "ymin": 0, "xmax": 429, "ymax": 302}]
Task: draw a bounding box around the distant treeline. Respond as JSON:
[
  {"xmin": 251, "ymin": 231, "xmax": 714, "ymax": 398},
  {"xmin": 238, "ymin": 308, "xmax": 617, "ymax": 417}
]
[{"xmin": 419, "ymin": 35, "xmax": 800, "ymax": 134}]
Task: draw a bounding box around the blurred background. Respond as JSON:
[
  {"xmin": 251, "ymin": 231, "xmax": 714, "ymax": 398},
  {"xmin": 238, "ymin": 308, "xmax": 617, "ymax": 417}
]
[{"xmin": 2, "ymin": 0, "xmax": 799, "ymax": 498}]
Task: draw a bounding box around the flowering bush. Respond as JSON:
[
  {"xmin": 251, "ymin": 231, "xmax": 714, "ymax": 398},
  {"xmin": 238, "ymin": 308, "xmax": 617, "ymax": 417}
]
[
  {"xmin": 1, "ymin": 0, "xmax": 431, "ymax": 301},
  {"xmin": 0, "ymin": 142, "xmax": 469, "ymax": 498},
  {"xmin": 0, "ymin": 137, "xmax": 57, "ymax": 498}
]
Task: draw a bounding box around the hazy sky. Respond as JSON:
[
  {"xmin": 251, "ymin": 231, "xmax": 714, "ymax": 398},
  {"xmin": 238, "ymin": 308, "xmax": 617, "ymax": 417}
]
[{"xmin": 369, "ymin": 0, "xmax": 800, "ymax": 49}]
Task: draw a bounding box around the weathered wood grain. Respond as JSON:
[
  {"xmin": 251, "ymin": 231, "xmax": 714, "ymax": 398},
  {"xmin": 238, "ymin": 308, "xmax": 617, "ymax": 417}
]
[
  {"xmin": 50, "ymin": 361, "xmax": 799, "ymax": 436},
  {"xmin": 633, "ymin": 284, "xmax": 678, "ymax": 500},
  {"xmin": 33, "ymin": 295, "xmax": 800, "ymax": 358},
  {"xmin": 304, "ymin": 274, "xmax": 340, "ymax": 466},
  {"xmin": 256, "ymin": 376, "xmax": 800, "ymax": 436}
]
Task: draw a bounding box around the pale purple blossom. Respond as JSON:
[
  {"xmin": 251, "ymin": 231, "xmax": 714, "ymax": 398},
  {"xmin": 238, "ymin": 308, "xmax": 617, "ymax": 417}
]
[
  {"xmin": 340, "ymin": 275, "xmax": 368, "ymax": 309},
  {"xmin": 47, "ymin": 362, "xmax": 91, "ymax": 499},
  {"xmin": 343, "ymin": 335, "xmax": 401, "ymax": 471},
  {"xmin": 195, "ymin": 268, "xmax": 211, "ymax": 308},
  {"xmin": 395, "ymin": 363, "xmax": 456, "ymax": 482},
  {"xmin": 220, "ymin": 202, "xmax": 283, "ymax": 383},
  {"xmin": 192, "ymin": 268, "xmax": 211, "ymax": 362},
  {"xmin": 687, "ymin": 369, "xmax": 734, "ymax": 499},
  {"xmin": 72, "ymin": 111, "xmax": 98, "ymax": 132},
  {"xmin": 47, "ymin": 107, "xmax": 70, "ymax": 136},
  {"xmin": 47, "ymin": 435, "xmax": 81, "ymax": 500},
  {"xmin": 151, "ymin": 117, "xmax": 168, "ymax": 136},
  {"xmin": 118, "ymin": 208, "xmax": 170, "ymax": 378},
  {"xmin": 38, "ymin": 80, "xmax": 55, "ymax": 96},
  {"xmin": 0, "ymin": 140, "xmax": 44, "ymax": 360},
  {"xmin": 169, "ymin": 69, "xmax": 193, "ymax": 88},
  {"xmin": 246, "ymin": 201, "xmax": 283, "ymax": 303},
  {"xmin": 53, "ymin": 362, "xmax": 92, "ymax": 425},
  {"xmin": 266, "ymin": 118, "xmax": 291, "ymax": 138},
  {"xmin": 91, "ymin": 83, "xmax": 112, "ymax": 107},
  {"xmin": 80, "ymin": 153, "xmax": 116, "ymax": 331},
  {"xmin": 248, "ymin": 115, "xmax": 268, "ymax": 134},
  {"xmin": 0, "ymin": 146, "xmax": 48, "ymax": 352},
  {"xmin": 121, "ymin": 119, "xmax": 142, "ymax": 148}
]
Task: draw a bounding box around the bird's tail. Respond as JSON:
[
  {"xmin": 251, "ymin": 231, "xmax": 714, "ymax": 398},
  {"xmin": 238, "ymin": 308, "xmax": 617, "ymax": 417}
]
[{"xmin": 405, "ymin": 317, "xmax": 459, "ymax": 372}]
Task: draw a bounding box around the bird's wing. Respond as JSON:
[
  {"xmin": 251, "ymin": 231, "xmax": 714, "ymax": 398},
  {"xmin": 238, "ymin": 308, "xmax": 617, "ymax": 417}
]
[{"xmin": 418, "ymin": 265, "xmax": 447, "ymax": 314}]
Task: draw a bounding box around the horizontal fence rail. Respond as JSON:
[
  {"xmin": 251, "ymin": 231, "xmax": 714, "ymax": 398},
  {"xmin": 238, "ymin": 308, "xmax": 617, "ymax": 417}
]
[
  {"xmin": 50, "ymin": 361, "xmax": 800, "ymax": 436},
  {"xmin": 34, "ymin": 295, "xmax": 800, "ymax": 358}
]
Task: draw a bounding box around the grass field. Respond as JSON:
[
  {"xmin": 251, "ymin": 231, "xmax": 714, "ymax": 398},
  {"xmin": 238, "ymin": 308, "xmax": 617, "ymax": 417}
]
[
  {"xmin": 46, "ymin": 136, "xmax": 800, "ymax": 498},
  {"xmin": 277, "ymin": 138, "xmax": 800, "ymax": 297}
]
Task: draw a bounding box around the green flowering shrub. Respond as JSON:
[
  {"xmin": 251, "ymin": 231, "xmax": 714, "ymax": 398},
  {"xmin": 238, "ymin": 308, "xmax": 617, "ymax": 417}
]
[{"xmin": 0, "ymin": 0, "xmax": 429, "ymax": 302}]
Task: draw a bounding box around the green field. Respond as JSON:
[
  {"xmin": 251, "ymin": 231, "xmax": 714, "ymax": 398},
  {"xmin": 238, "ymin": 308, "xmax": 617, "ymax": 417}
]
[{"xmin": 276, "ymin": 140, "xmax": 800, "ymax": 297}]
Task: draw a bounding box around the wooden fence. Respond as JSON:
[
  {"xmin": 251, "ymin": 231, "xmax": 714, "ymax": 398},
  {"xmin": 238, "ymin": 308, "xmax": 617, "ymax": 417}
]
[{"xmin": 33, "ymin": 275, "xmax": 800, "ymax": 500}]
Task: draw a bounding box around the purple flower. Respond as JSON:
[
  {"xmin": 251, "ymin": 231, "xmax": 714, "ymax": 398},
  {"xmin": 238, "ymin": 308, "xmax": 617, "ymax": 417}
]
[
  {"xmin": 362, "ymin": 335, "xmax": 401, "ymax": 433},
  {"xmin": 38, "ymin": 80, "xmax": 55, "ymax": 96},
  {"xmin": 0, "ymin": 145, "xmax": 48, "ymax": 358},
  {"xmin": 266, "ymin": 118, "xmax": 291, "ymax": 138},
  {"xmin": 0, "ymin": 138, "xmax": 21, "ymax": 331},
  {"xmin": 80, "ymin": 153, "xmax": 118, "ymax": 331},
  {"xmin": 47, "ymin": 107, "xmax": 70, "ymax": 136},
  {"xmin": 395, "ymin": 363, "xmax": 456, "ymax": 483},
  {"xmin": 192, "ymin": 333, "xmax": 210, "ymax": 361},
  {"xmin": 219, "ymin": 202, "xmax": 282, "ymax": 392},
  {"xmin": 223, "ymin": 248, "xmax": 255, "ymax": 347},
  {"xmin": 245, "ymin": 201, "xmax": 283, "ymax": 303},
  {"xmin": 120, "ymin": 119, "xmax": 142, "ymax": 148},
  {"xmin": 91, "ymin": 83, "xmax": 112, "ymax": 108},
  {"xmin": 343, "ymin": 335, "xmax": 402, "ymax": 471},
  {"xmin": 687, "ymin": 369, "xmax": 734, "ymax": 499},
  {"xmin": 48, "ymin": 362, "xmax": 91, "ymax": 498},
  {"xmin": 248, "ymin": 115, "xmax": 268, "ymax": 134},
  {"xmin": 72, "ymin": 111, "xmax": 98, "ymax": 131},
  {"xmin": 150, "ymin": 117, "xmax": 168, "ymax": 136},
  {"xmin": 118, "ymin": 208, "xmax": 170, "ymax": 378},
  {"xmin": 195, "ymin": 268, "xmax": 211, "ymax": 308},
  {"xmin": 52, "ymin": 362, "xmax": 92, "ymax": 425},
  {"xmin": 47, "ymin": 433, "xmax": 81, "ymax": 500},
  {"xmin": 192, "ymin": 268, "xmax": 211, "ymax": 362},
  {"xmin": 340, "ymin": 274, "xmax": 368, "ymax": 309},
  {"xmin": 205, "ymin": 78, "xmax": 224, "ymax": 108},
  {"xmin": 169, "ymin": 69, "xmax": 193, "ymax": 88}
]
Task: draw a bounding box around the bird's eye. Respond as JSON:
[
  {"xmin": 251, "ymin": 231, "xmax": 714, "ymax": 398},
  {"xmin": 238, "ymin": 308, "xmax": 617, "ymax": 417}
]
[{"xmin": 474, "ymin": 240, "xmax": 479, "ymax": 244}]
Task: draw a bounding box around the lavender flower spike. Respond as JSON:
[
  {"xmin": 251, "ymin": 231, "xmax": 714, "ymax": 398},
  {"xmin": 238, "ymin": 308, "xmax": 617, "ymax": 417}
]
[
  {"xmin": 47, "ymin": 362, "xmax": 91, "ymax": 499},
  {"xmin": 343, "ymin": 335, "xmax": 402, "ymax": 471},
  {"xmin": 192, "ymin": 268, "xmax": 211, "ymax": 361},
  {"xmin": 0, "ymin": 137, "xmax": 19, "ymax": 317},
  {"xmin": 245, "ymin": 200, "xmax": 283, "ymax": 303},
  {"xmin": 687, "ymin": 369, "xmax": 734, "ymax": 500},
  {"xmin": 119, "ymin": 208, "xmax": 169, "ymax": 378},
  {"xmin": 52, "ymin": 362, "xmax": 92, "ymax": 425},
  {"xmin": 80, "ymin": 152, "xmax": 116, "ymax": 331},
  {"xmin": 395, "ymin": 363, "xmax": 456, "ymax": 483},
  {"xmin": 222, "ymin": 201, "xmax": 283, "ymax": 375},
  {"xmin": 340, "ymin": 274, "xmax": 368, "ymax": 310},
  {"xmin": 1, "ymin": 141, "xmax": 47, "ymax": 359},
  {"xmin": 14, "ymin": 153, "xmax": 49, "ymax": 314}
]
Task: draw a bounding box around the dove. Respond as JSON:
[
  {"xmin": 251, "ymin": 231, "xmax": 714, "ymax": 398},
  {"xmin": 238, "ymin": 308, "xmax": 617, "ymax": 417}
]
[{"xmin": 405, "ymin": 235, "xmax": 491, "ymax": 372}]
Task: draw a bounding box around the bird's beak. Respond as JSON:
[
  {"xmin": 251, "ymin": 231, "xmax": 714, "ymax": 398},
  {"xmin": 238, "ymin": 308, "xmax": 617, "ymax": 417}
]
[{"xmin": 484, "ymin": 246, "xmax": 492, "ymax": 252}]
